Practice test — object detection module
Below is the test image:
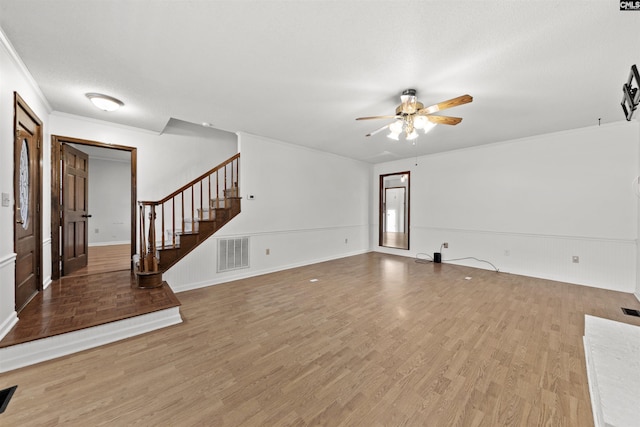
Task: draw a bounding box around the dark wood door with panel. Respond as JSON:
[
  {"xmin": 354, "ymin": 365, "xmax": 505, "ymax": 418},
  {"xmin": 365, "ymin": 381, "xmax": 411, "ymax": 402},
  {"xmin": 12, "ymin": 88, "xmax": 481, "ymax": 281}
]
[
  {"xmin": 62, "ymin": 144, "xmax": 90, "ymax": 275},
  {"xmin": 14, "ymin": 95, "xmax": 42, "ymax": 313}
]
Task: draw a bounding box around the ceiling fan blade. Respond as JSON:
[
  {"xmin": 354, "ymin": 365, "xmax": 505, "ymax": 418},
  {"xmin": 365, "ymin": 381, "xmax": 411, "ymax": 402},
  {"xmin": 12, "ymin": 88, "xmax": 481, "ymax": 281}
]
[
  {"xmin": 419, "ymin": 94, "xmax": 473, "ymax": 115},
  {"xmin": 356, "ymin": 115, "xmax": 400, "ymax": 121},
  {"xmin": 426, "ymin": 115, "xmax": 463, "ymax": 125},
  {"xmin": 365, "ymin": 123, "xmax": 392, "ymax": 137}
]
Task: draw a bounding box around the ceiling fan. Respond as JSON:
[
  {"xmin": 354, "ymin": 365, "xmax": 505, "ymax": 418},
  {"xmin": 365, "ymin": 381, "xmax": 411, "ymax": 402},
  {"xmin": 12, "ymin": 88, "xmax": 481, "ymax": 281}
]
[{"xmin": 356, "ymin": 89, "xmax": 473, "ymax": 141}]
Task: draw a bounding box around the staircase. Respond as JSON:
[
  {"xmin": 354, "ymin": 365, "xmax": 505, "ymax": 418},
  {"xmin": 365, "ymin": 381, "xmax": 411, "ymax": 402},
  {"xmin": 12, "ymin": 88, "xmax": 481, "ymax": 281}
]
[{"xmin": 136, "ymin": 153, "xmax": 240, "ymax": 288}]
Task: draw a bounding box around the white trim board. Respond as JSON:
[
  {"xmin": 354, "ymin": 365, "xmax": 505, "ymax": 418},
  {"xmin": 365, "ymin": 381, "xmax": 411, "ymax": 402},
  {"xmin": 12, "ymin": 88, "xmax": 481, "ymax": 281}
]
[
  {"xmin": 0, "ymin": 311, "xmax": 18, "ymax": 343},
  {"xmin": 0, "ymin": 252, "xmax": 17, "ymax": 268},
  {"xmin": 0, "ymin": 307, "xmax": 182, "ymax": 373},
  {"xmin": 0, "ymin": 26, "xmax": 52, "ymax": 112}
]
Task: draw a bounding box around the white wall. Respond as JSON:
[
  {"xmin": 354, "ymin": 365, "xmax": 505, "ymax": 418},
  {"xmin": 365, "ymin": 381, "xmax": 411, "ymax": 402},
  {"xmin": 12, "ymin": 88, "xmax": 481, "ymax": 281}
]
[
  {"xmin": 87, "ymin": 157, "xmax": 131, "ymax": 245},
  {"xmin": 0, "ymin": 30, "xmax": 51, "ymax": 339},
  {"xmin": 49, "ymin": 114, "xmax": 238, "ymax": 203},
  {"xmin": 374, "ymin": 121, "xmax": 640, "ymax": 292},
  {"xmin": 164, "ymin": 132, "xmax": 372, "ymax": 292}
]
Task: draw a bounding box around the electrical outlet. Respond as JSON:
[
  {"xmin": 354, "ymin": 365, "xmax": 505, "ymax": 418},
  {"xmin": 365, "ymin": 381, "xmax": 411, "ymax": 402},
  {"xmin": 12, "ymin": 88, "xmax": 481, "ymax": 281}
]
[
  {"xmin": 572, "ymin": 256, "xmax": 579, "ymax": 263},
  {"xmin": 504, "ymin": 250, "xmax": 510, "ymax": 256},
  {"xmin": 345, "ymin": 238, "xmax": 348, "ymax": 244},
  {"xmin": 95, "ymin": 228, "xmax": 99, "ymax": 234},
  {"xmin": 443, "ymin": 242, "xmax": 448, "ymax": 249},
  {"xmin": 1, "ymin": 193, "xmax": 10, "ymax": 207},
  {"xmin": 266, "ymin": 248, "xmax": 270, "ymax": 255}
]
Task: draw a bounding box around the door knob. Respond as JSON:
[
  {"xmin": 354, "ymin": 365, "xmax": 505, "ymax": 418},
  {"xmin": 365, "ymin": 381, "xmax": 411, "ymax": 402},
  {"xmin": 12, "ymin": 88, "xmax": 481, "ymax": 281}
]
[{"xmin": 82, "ymin": 214, "xmax": 92, "ymax": 218}]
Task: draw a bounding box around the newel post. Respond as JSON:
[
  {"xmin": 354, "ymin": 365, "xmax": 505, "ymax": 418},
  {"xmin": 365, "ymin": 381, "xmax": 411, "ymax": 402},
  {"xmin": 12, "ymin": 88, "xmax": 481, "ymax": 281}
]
[
  {"xmin": 145, "ymin": 205, "xmax": 159, "ymax": 272},
  {"xmin": 136, "ymin": 203, "xmax": 163, "ymax": 288}
]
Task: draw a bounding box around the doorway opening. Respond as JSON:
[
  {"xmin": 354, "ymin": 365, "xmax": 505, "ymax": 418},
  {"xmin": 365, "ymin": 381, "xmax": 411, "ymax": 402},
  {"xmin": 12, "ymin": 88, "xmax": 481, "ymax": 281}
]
[
  {"xmin": 379, "ymin": 172, "xmax": 410, "ymax": 250},
  {"xmin": 51, "ymin": 136, "xmax": 137, "ymax": 280}
]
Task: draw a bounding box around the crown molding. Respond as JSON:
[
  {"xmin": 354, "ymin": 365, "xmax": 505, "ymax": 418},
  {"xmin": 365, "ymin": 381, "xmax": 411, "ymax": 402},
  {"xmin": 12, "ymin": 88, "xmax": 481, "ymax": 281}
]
[{"xmin": 0, "ymin": 25, "xmax": 52, "ymax": 113}]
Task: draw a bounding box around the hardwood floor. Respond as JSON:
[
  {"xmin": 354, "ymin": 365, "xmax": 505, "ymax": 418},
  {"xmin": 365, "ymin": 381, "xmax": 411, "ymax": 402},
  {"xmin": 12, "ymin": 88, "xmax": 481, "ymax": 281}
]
[
  {"xmin": 64, "ymin": 244, "xmax": 131, "ymax": 277},
  {"xmin": 1, "ymin": 252, "xmax": 640, "ymax": 426},
  {"xmin": 0, "ymin": 270, "xmax": 180, "ymax": 348},
  {"xmin": 382, "ymin": 231, "xmax": 408, "ymax": 249}
]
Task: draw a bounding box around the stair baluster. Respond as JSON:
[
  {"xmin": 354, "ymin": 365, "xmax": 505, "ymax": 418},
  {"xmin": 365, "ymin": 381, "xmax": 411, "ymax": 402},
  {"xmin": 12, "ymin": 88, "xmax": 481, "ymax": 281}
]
[{"xmin": 136, "ymin": 153, "xmax": 241, "ymax": 288}]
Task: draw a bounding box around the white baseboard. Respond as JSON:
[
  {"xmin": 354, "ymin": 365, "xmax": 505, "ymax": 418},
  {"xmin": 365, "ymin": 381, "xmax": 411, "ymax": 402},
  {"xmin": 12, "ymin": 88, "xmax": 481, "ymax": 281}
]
[
  {"xmin": 0, "ymin": 307, "xmax": 182, "ymax": 373},
  {"xmin": 635, "ymin": 292, "xmax": 640, "ymax": 304},
  {"xmin": 0, "ymin": 311, "xmax": 18, "ymax": 342},
  {"xmin": 170, "ymin": 249, "xmax": 370, "ymax": 293}
]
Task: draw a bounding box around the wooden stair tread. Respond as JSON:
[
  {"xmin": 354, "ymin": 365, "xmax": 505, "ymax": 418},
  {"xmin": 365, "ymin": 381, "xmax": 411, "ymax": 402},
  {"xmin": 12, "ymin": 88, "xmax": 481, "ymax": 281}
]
[
  {"xmin": 158, "ymin": 245, "xmax": 181, "ymax": 251},
  {"xmin": 136, "ymin": 153, "xmax": 241, "ymax": 284},
  {"xmin": 176, "ymin": 231, "xmax": 199, "ymax": 236},
  {"xmin": 142, "ymin": 207, "xmax": 241, "ymax": 273}
]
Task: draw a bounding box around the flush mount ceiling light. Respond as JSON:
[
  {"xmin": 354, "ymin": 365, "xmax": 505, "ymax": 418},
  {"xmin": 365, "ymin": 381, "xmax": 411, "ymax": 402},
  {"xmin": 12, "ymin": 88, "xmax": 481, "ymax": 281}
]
[
  {"xmin": 85, "ymin": 93, "xmax": 124, "ymax": 112},
  {"xmin": 356, "ymin": 89, "xmax": 473, "ymax": 142}
]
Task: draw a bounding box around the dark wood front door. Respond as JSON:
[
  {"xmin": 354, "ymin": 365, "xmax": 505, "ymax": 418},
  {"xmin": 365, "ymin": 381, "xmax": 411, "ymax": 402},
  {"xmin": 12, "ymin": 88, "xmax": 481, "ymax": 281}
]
[
  {"xmin": 14, "ymin": 94, "xmax": 42, "ymax": 313},
  {"xmin": 62, "ymin": 144, "xmax": 90, "ymax": 275}
]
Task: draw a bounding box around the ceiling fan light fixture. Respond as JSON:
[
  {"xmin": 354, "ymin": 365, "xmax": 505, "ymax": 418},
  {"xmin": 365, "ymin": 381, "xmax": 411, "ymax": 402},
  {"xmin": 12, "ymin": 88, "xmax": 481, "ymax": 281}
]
[
  {"xmin": 406, "ymin": 129, "xmax": 419, "ymax": 140},
  {"xmin": 86, "ymin": 93, "xmax": 124, "ymax": 112},
  {"xmin": 387, "ymin": 131, "xmax": 400, "ymax": 141},
  {"xmin": 357, "ymin": 89, "xmax": 472, "ymax": 143},
  {"xmin": 400, "ymin": 89, "xmax": 418, "ymax": 113},
  {"xmin": 422, "ymin": 121, "xmax": 437, "ymax": 134},
  {"xmin": 389, "ymin": 120, "xmax": 403, "ymax": 134},
  {"xmin": 413, "ymin": 115, "xmax": 427, "ymax": 129}
]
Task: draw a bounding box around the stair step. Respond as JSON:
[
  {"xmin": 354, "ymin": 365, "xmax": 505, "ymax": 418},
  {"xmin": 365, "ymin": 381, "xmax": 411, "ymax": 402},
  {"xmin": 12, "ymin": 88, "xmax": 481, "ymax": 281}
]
[
  {"xmin": 135, "ymin": 270, "xmax": 164, "ymax": 288},
  {"xmin": 176, "ymin": 230, "xmax": 198, "ymax": 236},
  {"xmin": 199, "ymin": 206, "xmax": 231, "ymax": 218},
  {"xmin": 153, "ymin": 203, "xmax": 241, "ymax": 271},
  {"xmin": 136, "ymin": 155, "xmax": 241, "ymax": 277}
]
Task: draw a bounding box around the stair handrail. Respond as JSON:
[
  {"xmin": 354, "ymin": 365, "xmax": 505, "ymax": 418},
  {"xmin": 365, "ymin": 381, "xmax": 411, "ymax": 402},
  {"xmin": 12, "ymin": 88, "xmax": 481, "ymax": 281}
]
[
  {"xmin": 139, "ymin": 153, "xmax": 240, "ymax": 205},
  {"xmin": 137, "ymin": 153, "xmax": 240, "ymax": 274}
]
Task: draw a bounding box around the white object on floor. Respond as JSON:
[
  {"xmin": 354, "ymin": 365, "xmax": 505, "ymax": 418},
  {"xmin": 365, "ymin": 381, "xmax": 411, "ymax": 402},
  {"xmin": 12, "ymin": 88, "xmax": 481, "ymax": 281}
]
[{"xmin": 583, "ymin": 315, "xmax": 640, "ymax": 427}]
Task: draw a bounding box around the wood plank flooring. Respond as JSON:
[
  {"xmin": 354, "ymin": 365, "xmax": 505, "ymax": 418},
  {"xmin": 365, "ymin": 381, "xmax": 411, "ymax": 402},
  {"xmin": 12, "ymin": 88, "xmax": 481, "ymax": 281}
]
[
  {"xmin": 0, "ymin": 270, "xmax": 180, "ymax": 348},
  {"xmin": 64, "ymin": 244, "xmax": 131, "ymax": 277},
  {"xmin": 1, "ymin": 252, "xmax": 640, "ymax": 426},
  {"xmin": 382, "ymin": 231, "xmax": 408, "ymax": 249}
]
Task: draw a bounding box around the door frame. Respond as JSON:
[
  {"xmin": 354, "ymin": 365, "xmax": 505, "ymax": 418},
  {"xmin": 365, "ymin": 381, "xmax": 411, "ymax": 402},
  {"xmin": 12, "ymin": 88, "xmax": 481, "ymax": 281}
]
[
  {"xmin": 14, "ymin": 92, "xmax": 43, "ymax": 310},
  {"xmin": 51, "ymin": 135, "xmax": 137, "ymax": 280},
  {"xmin": 379, "ymin": 171, "xmax": 410, "ymax": 250}
]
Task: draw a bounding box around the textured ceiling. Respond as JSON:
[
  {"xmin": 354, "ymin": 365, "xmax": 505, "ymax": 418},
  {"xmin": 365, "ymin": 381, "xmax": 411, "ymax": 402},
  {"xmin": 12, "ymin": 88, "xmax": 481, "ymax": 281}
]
[{"xmin": 0, "ymin": 1, "xmax": 638, "ymax": 163}]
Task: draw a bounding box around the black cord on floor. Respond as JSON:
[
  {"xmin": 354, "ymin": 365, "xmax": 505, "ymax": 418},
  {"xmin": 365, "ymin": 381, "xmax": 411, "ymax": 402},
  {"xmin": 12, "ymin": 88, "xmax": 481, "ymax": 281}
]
[
  {"xmin": 414, "ymin": 253, "xmax": 499, "ymax": 272},
  {"xmin": 442, "ymin": 256, "xmax": 499, "ymax": 272},
  {"xmin": 415, "ymin": 253, "xmax": 433, "ymax": 264}
]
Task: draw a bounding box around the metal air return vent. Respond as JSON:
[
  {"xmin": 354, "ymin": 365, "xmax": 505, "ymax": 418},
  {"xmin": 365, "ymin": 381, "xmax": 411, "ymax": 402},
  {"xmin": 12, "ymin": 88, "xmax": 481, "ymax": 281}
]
[{"xmin": 218, "ymin": 237, "xmax": 249, "ymax": 272}]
